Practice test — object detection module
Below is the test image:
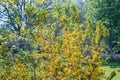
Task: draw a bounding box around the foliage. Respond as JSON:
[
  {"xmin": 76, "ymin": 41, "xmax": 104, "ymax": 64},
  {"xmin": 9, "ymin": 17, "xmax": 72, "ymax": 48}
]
[
  {"xmin": 0, "ymin": 0, "xmax": 54, "ymax": 33},
  {"xmin": 87, "ymin": 0, "xmax": 120, "ymax": 54},
  {"xmin": 0, "ymin": 1, "xmax": 115, "ymax": 80}
]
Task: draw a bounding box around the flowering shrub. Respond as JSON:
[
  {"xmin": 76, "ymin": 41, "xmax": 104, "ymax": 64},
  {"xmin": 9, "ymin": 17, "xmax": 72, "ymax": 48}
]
[{"xmin": 30, "ymin": 21, "xmax": 109, "ymax": 80}]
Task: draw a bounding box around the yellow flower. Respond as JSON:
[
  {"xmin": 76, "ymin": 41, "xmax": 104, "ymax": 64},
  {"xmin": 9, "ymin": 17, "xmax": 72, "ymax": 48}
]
[
  {"xmin": 16, "ymin": 58, "xmax": 19, "ymax": 63},
  {"xmin": 93, "ymin": 54, "xmax": 98, "ymax": 59},
  {"xmin": 105, "ymin": 57, "xmax": 110, "ymax": 62},
  {"xmin": 96, "ymin": 62, "xmax": 102, "ymax": 66},
  {"xmin": 58, "ymin": 71, "xmax": 62, "ymax": 75},
  {"xmin": 59, "ymin": 15, "xmax": 67, "ymax": 23},
  {"xmin": 64, "ymin": 68, "xmax": 68, "ymax": 72},
  {"xmin": 85, "ymin": 71, "xmax": 90, "ymax": 76}
]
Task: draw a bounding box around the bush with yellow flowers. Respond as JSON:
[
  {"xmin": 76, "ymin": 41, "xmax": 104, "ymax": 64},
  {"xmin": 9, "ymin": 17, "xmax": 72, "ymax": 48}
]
[
  {"xmin": 0, "ymin": 1, "xmax": 115, "ymax": 80},
  {"xmin": 30, "ymin": 21, "xmax": 109, "ymax": 80}
]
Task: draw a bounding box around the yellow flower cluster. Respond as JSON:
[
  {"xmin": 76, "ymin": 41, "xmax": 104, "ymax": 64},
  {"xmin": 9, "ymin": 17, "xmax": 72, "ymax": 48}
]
[
  {"xmin": 0, "ymin": 63, "xmax": 31, "ymax": 80},
  {"xmin": 29, "ymin": 21, "xmax": 108, "ymax": 80}
]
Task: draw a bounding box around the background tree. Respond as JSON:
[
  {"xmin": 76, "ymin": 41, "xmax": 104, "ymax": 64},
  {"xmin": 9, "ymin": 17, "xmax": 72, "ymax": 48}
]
[
  {"xmin": 0, "ymin": 0, "xmax": 54, "ymax": 34},
  {"xmin": 87, "ymin": 0, "xmax": 120, "ymax": 54}
]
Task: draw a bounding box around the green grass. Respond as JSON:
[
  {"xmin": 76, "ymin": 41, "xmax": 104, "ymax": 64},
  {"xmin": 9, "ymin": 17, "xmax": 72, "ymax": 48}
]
[{"xmin": 102, "ymin": 62, "xmax": 120, "ymax": 80}]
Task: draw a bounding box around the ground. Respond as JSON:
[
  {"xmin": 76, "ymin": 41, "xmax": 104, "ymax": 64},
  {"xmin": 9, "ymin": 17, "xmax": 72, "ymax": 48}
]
[{"xmin": 102, "ymin": 62, "xmax": 120, "ymax": 80}]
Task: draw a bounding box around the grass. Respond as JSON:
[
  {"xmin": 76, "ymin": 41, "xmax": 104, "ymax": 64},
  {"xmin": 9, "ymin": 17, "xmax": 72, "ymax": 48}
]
[{"xmin": 102, "ymin": 62, "xmax": 120, "ymax": 80}]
